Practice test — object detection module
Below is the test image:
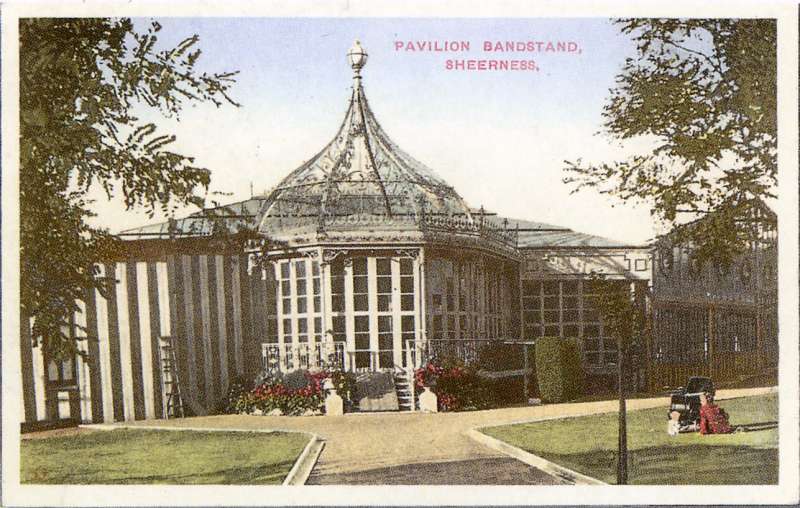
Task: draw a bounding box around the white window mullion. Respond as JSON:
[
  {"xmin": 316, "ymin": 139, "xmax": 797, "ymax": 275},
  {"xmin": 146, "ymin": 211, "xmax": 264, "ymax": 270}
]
[
  {"xmin": 289, "ymin": 261, "xmax": 299, "ymax": 370},
  {"xmin": 391, "ymin": 258, "xmax": 402, "ymax": 367},
  {"xmin": 275, "ymin": 262, "xmax": 286, "ymax": 370},
  {"xmin": 367, "ymin": 257, "xmax": 379, "ymax": 370},
  {"xmin": 323, "ymin": 258, "xmax": 333, "ymax": 344},
  {"xmin": 306, "ymin": 257, "xmax": 315, "ymax": 364},
  {"xmin": 344, "ymin": 260, "xmax": 355, "ymax": 371},
  {"xmin": 417, "ymin": 250, "xmax": 425, "ymax": 344}
]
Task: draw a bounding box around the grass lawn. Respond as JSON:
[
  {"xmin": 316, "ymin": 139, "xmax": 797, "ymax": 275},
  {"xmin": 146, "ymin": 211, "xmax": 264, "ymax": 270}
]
[
  {"xmin": 21, "ymin": 428, "xmax": 310, "ymax": 484},
  {"xmin": 482, "ymin": 394, "xmax": 778, "ymax": 485}
]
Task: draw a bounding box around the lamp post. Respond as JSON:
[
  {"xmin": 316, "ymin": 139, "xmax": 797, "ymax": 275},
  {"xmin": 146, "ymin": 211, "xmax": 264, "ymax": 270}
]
[
  {"xmin": 617, "ymin": 331, "xmax": 628, "ymax": 485},
  {"xmin": 591, "ymin": 274, "xmax": 634, "ymax": 485}
]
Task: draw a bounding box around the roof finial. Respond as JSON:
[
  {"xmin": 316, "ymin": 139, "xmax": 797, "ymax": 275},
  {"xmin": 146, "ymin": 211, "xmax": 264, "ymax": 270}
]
[{"xmin": 347, "ymin": 40, "xmax": 368, "ymax": 78}]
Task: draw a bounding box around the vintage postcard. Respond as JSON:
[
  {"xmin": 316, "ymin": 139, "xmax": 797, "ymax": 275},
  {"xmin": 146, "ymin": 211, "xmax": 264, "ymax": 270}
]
[{"xmin": 1, "ymin": 0, "xmax": 798, "ymax": 506}]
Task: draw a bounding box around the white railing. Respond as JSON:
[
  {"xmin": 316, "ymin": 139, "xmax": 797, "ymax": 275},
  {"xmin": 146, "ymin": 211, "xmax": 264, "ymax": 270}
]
[
  {"xmin": 261, "ymin": 341, "xmax": 346, "ymax": 373},
  {"xmin": 344, "ymin": 349, "xmax": 396, "ymax": 372},
  {"xmin": 404, "ymin": 339, "xmax": 491, "ymax": 369}
]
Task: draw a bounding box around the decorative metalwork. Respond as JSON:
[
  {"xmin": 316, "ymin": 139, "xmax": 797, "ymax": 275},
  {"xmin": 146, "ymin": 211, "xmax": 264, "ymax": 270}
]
[
  {"xmin": 261, "ymin": 341, "xmax": 346, "ymax": 373},
  {"xmin": 322, "ymin": 249, "xmax": 350, "ymax": 264},
  {"xmin": 418, "ymin": 212, "xmax": 518, "ymax": 247},
  {"xmin": 397, "ymin": 249, "xmax": 420, "ymax": 259},
  {"xmin": 257, "ymin": 42, "xmax": 479, "ymax": 240}
]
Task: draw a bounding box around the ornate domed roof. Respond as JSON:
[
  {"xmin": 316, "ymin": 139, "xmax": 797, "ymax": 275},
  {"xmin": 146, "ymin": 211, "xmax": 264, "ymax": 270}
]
[{"xmin": 256, "ymin": 41, "xmax": 474, "ymax": 238}]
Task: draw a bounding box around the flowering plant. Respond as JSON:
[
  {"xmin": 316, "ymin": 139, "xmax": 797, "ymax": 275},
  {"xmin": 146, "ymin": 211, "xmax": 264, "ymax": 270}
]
[
  {"xmin": 414, "ymin": 360, "xmax": 492, "ymax": 412},
  {"xmin": 327, "ymin": 368, "xmax": 357, "ymax": 402},
  {"xmin": 250, "ymin": 376, "xmax": 325, "ymax": 415},
  {"xmin": 235, "ymin": 367, "xmax": 356, "ymax": 416}
]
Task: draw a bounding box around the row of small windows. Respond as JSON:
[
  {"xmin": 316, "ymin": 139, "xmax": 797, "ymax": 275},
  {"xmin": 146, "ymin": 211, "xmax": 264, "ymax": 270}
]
[
  {"xmin": 521, "ymin": 279, "xmax": 626, "ymax": 367},
  {"xmin": 263, "ymin": 255, "xmax": 636, "ymax": 370},
  {"xmin": 266, "ymin": 255, "xmax": 418, "ymax": 370},
  {"xmin": 426, "ymin": 258, "xmax": 512, "ymax": 341}
]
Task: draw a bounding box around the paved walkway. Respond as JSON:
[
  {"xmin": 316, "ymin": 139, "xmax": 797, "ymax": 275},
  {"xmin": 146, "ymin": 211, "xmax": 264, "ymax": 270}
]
[
  {"xmin": 307, "ymin": 457, "xmax": 563, "ymax": 485},
  {"xmin": 126, "ymin": 387, "xmax": 773, "ymax": 483}
]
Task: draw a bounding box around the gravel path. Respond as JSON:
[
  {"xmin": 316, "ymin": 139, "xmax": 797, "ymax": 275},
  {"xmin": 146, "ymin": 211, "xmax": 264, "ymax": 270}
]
[
  {"xmin": 307, "ymin": 457, "xmax": 565, "ymax": 485},
  {"xmin": 123, "ymin": 387, "xmax": 773, "ymax": 484}
]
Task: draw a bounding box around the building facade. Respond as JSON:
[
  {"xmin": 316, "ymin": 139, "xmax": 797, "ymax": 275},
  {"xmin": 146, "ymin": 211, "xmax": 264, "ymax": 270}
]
[
  {"xmin": 20, "ymin": 42, "xmax": 651, "ymax": 426},
  {"xmin": 649, "ymin": 204, "xmax": 778, "ymax": 390}
]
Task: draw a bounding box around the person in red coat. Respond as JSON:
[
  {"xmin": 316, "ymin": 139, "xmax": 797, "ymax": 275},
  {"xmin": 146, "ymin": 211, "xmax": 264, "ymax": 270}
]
[{"xmin": 699, "ymin": 391, "xmax": 733, "ymax": 434}]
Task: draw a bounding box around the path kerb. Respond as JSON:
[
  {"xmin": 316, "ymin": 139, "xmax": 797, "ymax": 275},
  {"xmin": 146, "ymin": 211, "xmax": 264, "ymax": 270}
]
[
  {"xmin": 466, "ymin": 428, "xmax": 606, "ymax": 485},
  {"xmin": 465, "ymin": 386, "xmax": 778, "ymax": 485},
  {"xmin": 79, "ymin": 386, "xmax": 775, "ymax": 484},
  {"xmin": 78, "ymin": 423, "xmax": 324, "ymax": 486}
]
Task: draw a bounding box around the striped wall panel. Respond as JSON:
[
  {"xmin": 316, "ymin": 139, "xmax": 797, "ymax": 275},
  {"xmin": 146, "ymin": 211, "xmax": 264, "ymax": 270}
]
[
  {"xmin": 230, "ymin": 255, "xmax": 245, "ymax": 374},
  {"xmin": 105, "ymin": 262, "xmax": 126, "ymax": 421},
  {"xmin": 95, "ymin": 264, "xmax": 116, "ymax": 423},
  {"xmin": 74, "ymin": 300, "xmax": 93, "ymax": 422},
  {"xmin": 20, "ymin": 310, "xmax": 36, "ymax": 423},
  {"xmin": 147, "ymin": 262, "xmax": 164, "ymax": 419},
  {"xmin": 84, "ymin": 285, "xmax": 104, "ymax": 422},
  {"xmin": 238, "ymin": 255, "xmax": 258, "ymax": 377},
  {"xmin": 20, "ymin": 255, "xmax": 256, "ymax": 426}
]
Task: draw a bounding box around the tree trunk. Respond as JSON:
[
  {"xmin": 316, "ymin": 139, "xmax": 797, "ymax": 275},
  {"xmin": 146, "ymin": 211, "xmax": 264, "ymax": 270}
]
[{"xmin": 617, "ymin": 334, "xmax": 628, "ymax": 485}]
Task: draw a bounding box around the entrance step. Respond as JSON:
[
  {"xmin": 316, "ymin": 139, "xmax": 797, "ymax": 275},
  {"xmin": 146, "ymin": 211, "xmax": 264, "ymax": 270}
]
[
  {"xmin": 353, "ymin": 372, "xmax": 399, "ymax": 412},
  {"xmin": 393, "ymin": 370, "xmax": 416, "ymax": 411}
]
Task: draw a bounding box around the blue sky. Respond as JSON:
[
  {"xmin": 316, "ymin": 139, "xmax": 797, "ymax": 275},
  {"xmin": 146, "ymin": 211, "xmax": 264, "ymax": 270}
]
[{"xmin": 91, "ymin": 17, "xmax": 658, "ymax": 244}]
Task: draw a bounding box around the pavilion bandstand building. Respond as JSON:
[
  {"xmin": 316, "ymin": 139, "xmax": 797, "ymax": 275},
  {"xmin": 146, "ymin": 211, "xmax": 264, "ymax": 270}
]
[{"xmin": 20, "ymin": 42, "xmax": 652, "ymax": 426}]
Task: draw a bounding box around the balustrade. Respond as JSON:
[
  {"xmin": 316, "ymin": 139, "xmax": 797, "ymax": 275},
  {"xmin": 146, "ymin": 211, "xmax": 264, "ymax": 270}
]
[
  {"xmin": 261, "ymin": 341, "xmax": 346, "ymax": 373},
  {"xmin": 263, "ymin": 194, "xmax": 518, "ymax": 248}
]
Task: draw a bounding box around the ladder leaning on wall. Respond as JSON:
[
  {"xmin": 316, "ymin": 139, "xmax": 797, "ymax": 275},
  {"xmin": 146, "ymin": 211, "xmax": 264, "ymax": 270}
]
[{"xmin": 159, "ymin": 336, "xmax": 184, "ymax": 418}]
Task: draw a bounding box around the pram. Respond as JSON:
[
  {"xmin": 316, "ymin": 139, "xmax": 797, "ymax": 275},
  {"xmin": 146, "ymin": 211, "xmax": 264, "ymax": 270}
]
[{"xmin": 667, "ymin": 376, "xmax": 715, "ymax": 434}]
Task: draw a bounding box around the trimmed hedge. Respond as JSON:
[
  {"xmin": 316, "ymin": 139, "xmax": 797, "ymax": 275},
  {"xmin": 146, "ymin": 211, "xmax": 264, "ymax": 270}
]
[{"xmin": 534, "ymin": 336, "xmax": 584, "ymax": 403}]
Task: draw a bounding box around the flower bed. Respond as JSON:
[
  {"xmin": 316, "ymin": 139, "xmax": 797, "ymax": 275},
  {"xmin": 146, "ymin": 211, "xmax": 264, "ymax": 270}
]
[
  {"xmin": 414, "ymin": 360, "xmax": 493, "ymax": 412},
  {"xmin": 226, "ymin": 368, "xmax": 356, "ymax": 416}
]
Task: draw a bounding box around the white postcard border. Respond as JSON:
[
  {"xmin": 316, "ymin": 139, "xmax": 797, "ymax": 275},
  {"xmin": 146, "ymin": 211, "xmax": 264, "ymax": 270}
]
[{"xmin": 2, "ymin": 1, "xmax": 798, "ymax": 506}]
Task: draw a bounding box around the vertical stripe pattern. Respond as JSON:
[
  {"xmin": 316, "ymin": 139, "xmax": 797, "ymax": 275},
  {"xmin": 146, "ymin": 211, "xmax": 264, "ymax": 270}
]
[
  {"xmin": 215, "ymin": 255, "xmax": 229, "ymax": 393},
  {"xmin": 147, "ymin": 262, "xmax": 164, "ymax": 419},
  {"xmin": 20, "ymin": 311, "xmax": 36, "ymax": 423},
  {"xmin": 115, "ymin": 264, "xmax": 135, "ymax": 421},
  {"xmin": 75, "ymin": 300, "xmax": 93, "ymax": 422},
  {"xmin": 20, "ymin": 255, "xmax": 254, "ymax": 425},
  {"xmin": 84, "ymin": 285, "xmax": 104, "ymax": 423},
  {"xmin": 136, "ymin": 262, "xmax": 155, "ymax": 419},
  {"xmin": 125, "ymin": 262, "xmax": 146, "ymax": 420}
]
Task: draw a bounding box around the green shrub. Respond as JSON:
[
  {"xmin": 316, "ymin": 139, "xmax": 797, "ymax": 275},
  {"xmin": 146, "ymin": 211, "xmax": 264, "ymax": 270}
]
[
  {"xmin": 534, "ymin": 336, "xmax": 584, "ymax": 403},
  {"xmin": 563, "ymin": 337, "xmax": 584, "ymax": 396},
  {"xmin": 414, "ymin": 362, "xmax": 494, "ymax": 411},
  {"xmin": 486, "ymin": 376, "xmax": 525, "ymax": 405},
  {"xmin": 283, "ymin": 369, "xmax": 313, "ymax": 390},
  {"xmin": 219, "ymin": 374, "xmax": 255, "ymax": 414},
  {"xmin": 328, "ymin": 369, "xmax": 357, "ymax": 403},
  {"xmin": 477, "ymin": 342, "xmax": 522, "ymax": 371}
]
